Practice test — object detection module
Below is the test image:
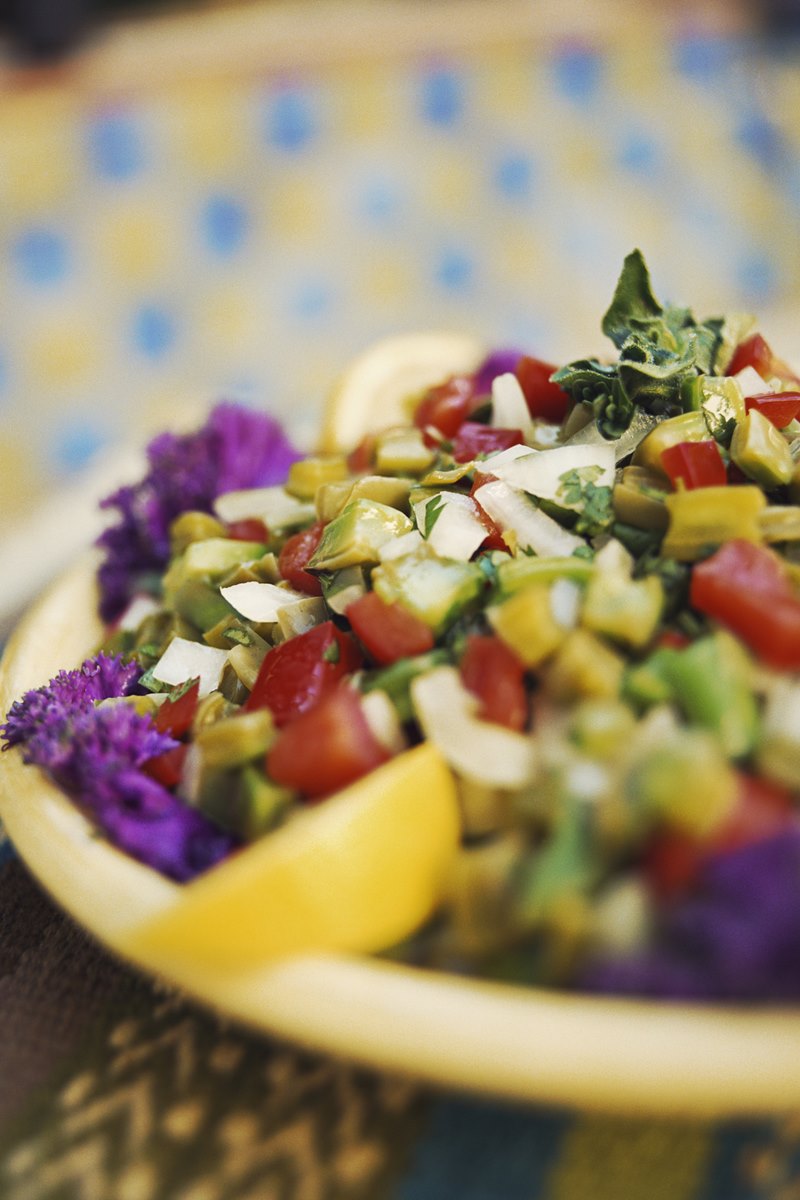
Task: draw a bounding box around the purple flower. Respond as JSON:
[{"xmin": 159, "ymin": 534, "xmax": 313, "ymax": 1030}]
[
  {"xmin": 582, "ymin": 827, "xmax": 800, "ymax": 1003},
  {"xmin": 91, "ymin": 770, "xmax": 235, "ymax": 882},
  {"xmin": 97, "ymin": 402, "xmax": 302, "ymax": 621},
  {"xmin": 2, "ymin": 653, "xmax": 238, "ymax": 882},
  {"xmin": 2, "ymin": 653, "xmax": 140, "ymax": 750},
  {"xmin": 473, "ymin": 349, "xmax": 525, "ymax": 396}
]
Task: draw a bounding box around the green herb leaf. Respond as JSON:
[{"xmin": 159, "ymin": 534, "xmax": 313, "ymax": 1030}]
[
  {"xmin": 322, "ymin": 639, "xmax": 341, "ymax": 664},
  {"xmin": 557, "ymin": 466, "xmax": 613, "ymax": 537},
  {"xmin": 555, "ymin": 250, "xmax": 743, "ymax": 439},
  {"xmin": 423, "ymin": 494, "xmax": 447, "ymax": 538}
]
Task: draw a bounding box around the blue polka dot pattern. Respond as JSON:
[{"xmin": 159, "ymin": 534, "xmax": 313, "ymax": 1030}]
[
  {"xmin": 493, "ymin": 152, "xmax": 535, "ymax": 201},
  {"xmin": 434, "ymin": 247, "xmax": 473, "ymax": 292},
  {"xmin": 551, "ymin": 45, "xmax": 603, "ymax": 106},
  {"xmin": 290, "ymin": 278, "xmax": 332, "ymax": 320},
  {"xmin": 617, "ymin": 130, "xmax": 661, "ymax": 176},
  {"xmin": 87, "ymin": 111, "xmax": 146, "ymax": 181},
  {"xmin": 736, "ymin": 251, "xmax": 779, "ymax": 304},
  {"xmin": 419, "ymin": 66, "xmax": 465, "ymax": 127},
  {"xmin": 673, "ymin": 33, "xmax": 739, "ymax": 83},
  {"xmin": 13, "ymin": 228, "xmax": 70, "ymax": 286},
  {"xmin": 131, "ymin": 303, "xmax": 177, "ymax": 360},
  {"xmin": 51, "ymin": 421, "xmax": 109, "ymax": 473},
  {"xmin": 359, "ymin": 176, "xmax": 402, "ymax": 225},
  {"xmin": 264, "ymin": 86, "xmax": 317, "ymax": 152},
  {"xmin": 201, "ymin": 194, "xmax": 249, "ymax": 257},
  {"xmin": 736, "ymin": 111, "xmax": 786, "ymax": 172}
]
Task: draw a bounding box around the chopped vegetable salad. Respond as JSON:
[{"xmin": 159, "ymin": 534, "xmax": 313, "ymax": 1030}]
[{"xmin": 7, "ymin": 250, "xmax": 800, "ymax": 1001}]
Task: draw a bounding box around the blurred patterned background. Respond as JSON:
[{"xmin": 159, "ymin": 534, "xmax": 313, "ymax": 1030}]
[{"xmin": 1, "ymin": 0, "xmax": 799, "ymax": 529}]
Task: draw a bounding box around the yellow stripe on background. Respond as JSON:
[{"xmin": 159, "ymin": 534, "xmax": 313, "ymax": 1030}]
[{"xmin": 547, "ymin": 1115, "xmax": 713, "ymax": 1200}]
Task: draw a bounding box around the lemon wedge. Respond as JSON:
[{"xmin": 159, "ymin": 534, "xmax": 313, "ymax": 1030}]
[
  {"xmin": 120, "ymin": 741, "xmax": 460, "ymax": 973},
  {"xmin": 319, "ymin": 331, "xmax": 486, "ymax": 453}
]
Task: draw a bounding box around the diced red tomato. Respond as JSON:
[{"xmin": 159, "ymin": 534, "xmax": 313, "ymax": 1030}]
[
  {"xmin": 657, "ymin": 629, "xmax": 692, "ymax": 650},
  {"xmin": 245, "ymin": 621, "xmax": 362, "ymax": 725},
  {"xmin": 744, "ymin": 392, "xmax": 800, "ymax": 429},
  {"xmin": 278, "ymin": 522, "xmax": 325, "ymax": 596},
  {"xmin": 727, "ymin": 333, "xmax": 775, "ymax": 378},
  {"xmin": 470, "ymin": 497, "xmax": 508, "ymax": 551},
  {"xmin": 414, "ymin": 375, "xmax": 478, "ymax": 444},
  {"xmin": 727, "ymin": 333, "xmax": 800, "ymax": 388},
  {"xmin": 346, "ymin": 591, "xmax": 434, "ymax": 666},
  {"xmin": 226, "ymin": 518, "xmax": 269, "ymax": 542},
  {"xmin": 459, "ymin": 634, "xmax": 528, "ymax": 732},
  {"xmin": 645, "ymin": 772, "xmax": 795, "ymax": 899},
  {"xmin": 266, "ymin": 686, "xmax": 390, "ymax": 798},
  {"xmin": 643, "ymin": 831, "xmax": 700, "ymax": 900},
  {"xmin": 660, "ymin": 440, "xmax": 727, "ymax": 490},
  {"xmin": 470, "ymin": 470, "xmax": 499, "ymax": 495},
  {"xmin": 155, "ymin": 679, "xmax": 200, "ymax": 738},
  {"xmin": 347, "ymin": 433, "xmax": 377, "ymax": 474},
  {"xmin": 713, "ymin": 774, "xmax": 794, "ymax": 855},
  {"xmin": 515, "ymin": 356, "xmax": 570, "ymax": 423},
  {"xmin": 690, "ymin": 539, "xmax": 800, "ymax": 670},
  {"xmin": 727, "ymin": 462, "xmax": 749, "ymax": 485},
  {"xmin": 451, "ymin": 422, "xmax": 524, "ymax": 463},
  {"xmin": 145, "ymin": 743, "xmax": 188, "ymax": 789}
]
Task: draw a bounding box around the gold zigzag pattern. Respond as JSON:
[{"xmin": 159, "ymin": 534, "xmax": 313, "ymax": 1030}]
[{"xmin": 2, "ymin": 995, "xmax": 425, "ymax": 1200}]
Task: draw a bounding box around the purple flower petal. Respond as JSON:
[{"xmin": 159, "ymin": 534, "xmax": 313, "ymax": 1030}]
[
  {"xmin": 582, "ymin": 828, "xmax": 800, "ymax": 1003},
  {"xmin": 92, "ymin": 770, "xmax": 235, "ymax": 882},
  {"xmin": 2, "ymin": 653, "xmax": 238, "ymax": 882},
  {"xmin": 472, "ymin": 349, "xmax": 525, "ymax": 395},
  {"xmin": 2, "ymin": 653, "xmax": 140, "ymax": 749},
  {"xmin": 97, "ymin": 402, "xmax": 302, "ymax": 621}
]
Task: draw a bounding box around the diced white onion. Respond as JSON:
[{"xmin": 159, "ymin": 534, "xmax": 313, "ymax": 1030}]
[
  {"xmin": 733, "ymin": 366, "xmax": 771, "ymax": 398},
  {"xmin": 414, "ymin": 492, "xmax": 487, "ymax": 561},
  {"xmin": 550, "ymin": 577, "xmax": 581, "ymax": 629},
  {"xmin": 485, "ymin": 442, "xmax": 615, "ymax": 504},
  {"xmin": 151, "ymin": 638, "xmax": 228, "ymax": 697},
  {"xmin": 359, "ymin": 689, "xmax": 407, "ymax": 755},
  {"xmin": 116, "ymin": 594, "xmax": 161, "ymax": 632},
  {"xmin": 214, "ymin": 486, "xmax": 315, "ymax": 530},
  {"xmin": 221, "ymin": 581, "xmax": 306, "ymax": 623},
  {"xmin": 481, "ymin": 443, "xmax": 534, "ymax": 471},
  {"xmin": 378, "ymin": 529, "xmax": 424, "ymax": 562},
  {"xmin": 474, "ymin": 479, "xmax": 583, "ymax": 557},
  {"xmin": 411, "ymin": 666, "xmax": 537, "ymax": 789},
  {"xmin": 491, "ymin": 373, "xmax": 534, "ymax": 437}
]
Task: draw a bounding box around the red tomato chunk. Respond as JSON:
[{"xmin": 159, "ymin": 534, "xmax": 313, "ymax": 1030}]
[
  {"xmin": 451, "ymin": 423, "xmax": 524, "ymax": 463},
  {"xmin": 155, "ymin": 679, "xmax": 200, "ymax": 738},
  {"xmin": 690, "ymin": 539, "xmax": 800, "ymax": 670},
  {"xmin": 660, "ymin": 440, "xmax": 727, "ymax": 490},
  {"xmin": 744, "ymin": 392, "xmax": 800, "ymax": 429},
  {"xmin": 347, "ymin": 591, "xmax": 434, "ymax": 666},
  {"xmin": 459, "ymin": 634, "xmax": 528, "ymax": 732},
  {"xmin": 727, "ymin": 333, "xmax": 774, "ymax": 378},
  {"xmin": 145, "ymin": 743, "xmax": 188, "ymax": 789},
  {"xmin": 267, "ymin": 687, "xmax": 390, "ymax": 798},
  {"xmin": 278, "ymin": 522, "xmax": 326, "ymax": 595},
  {"xmin": 245, "ymin": 621, "xmax": 362, "ymax": 725},
  {"xmin": 414, "ymin": 375, "xmax": 479, "ymax": 443},
  {"xmin": 226, "ymin": 518, "xmax": 270, "ymax": 542},
  {"xmin": 515, "ymin": 356, "xmax": 570, "ymax": 423}
]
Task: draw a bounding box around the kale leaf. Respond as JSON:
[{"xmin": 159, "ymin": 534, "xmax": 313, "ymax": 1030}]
[{"xmin": 553, "ymin": 250, "xmax": 752, "ymax": 440}]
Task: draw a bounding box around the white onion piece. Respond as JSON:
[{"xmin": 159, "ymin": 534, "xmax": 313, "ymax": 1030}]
[
  {"xmin": 411, "ymin": 666, "xmax": 537, "ymax": 789},
  {"xmin": 221, "ymin": 581, "xmax": 306, "ymax": 623},
  {"xmin": 151, "ymin": 638, "xmax": 228, "ymax": 697}
]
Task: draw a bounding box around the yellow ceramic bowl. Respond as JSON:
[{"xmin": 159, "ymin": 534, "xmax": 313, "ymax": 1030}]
[{"xmin": 3, "ymin": 556, "xmax": 800, "ymax": 1119}]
